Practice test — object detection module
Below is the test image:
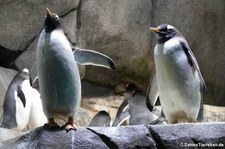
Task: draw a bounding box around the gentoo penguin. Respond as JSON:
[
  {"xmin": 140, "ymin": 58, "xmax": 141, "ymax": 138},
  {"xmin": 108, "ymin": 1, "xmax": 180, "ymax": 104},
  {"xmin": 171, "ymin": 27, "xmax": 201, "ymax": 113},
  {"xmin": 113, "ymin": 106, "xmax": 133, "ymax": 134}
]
[
  {"xmin": 27, "ymin": 88, "xmax": 47, "ymax": 129},
  {"xmin": 149, "ymin": 24, "xmax": 206, "ymax": 123},
  {"xmin": 37, "ymin": 8, "xmax": 116, "ymax": 131},
  {"xmin": 112, "ymin": 84, "xmax": 162, "ymax": 126},
  {"xmin": 146, "ymin": 70, "xmax": 203, "ymax": 123},
  {"xmin": 1, "ymin": 69, "xmax": 32, "ymax": 131},
  {"xmin": 89, "ymin": 111, "xmax": 111, "ymax": 127}
]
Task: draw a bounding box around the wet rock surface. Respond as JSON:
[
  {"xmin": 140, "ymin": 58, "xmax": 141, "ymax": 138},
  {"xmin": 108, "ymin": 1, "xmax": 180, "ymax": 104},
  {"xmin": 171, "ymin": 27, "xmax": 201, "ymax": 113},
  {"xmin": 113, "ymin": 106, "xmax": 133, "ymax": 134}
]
[{"xmin": 0, "ymin": 123, "xmax": 225, "ymax": 149}]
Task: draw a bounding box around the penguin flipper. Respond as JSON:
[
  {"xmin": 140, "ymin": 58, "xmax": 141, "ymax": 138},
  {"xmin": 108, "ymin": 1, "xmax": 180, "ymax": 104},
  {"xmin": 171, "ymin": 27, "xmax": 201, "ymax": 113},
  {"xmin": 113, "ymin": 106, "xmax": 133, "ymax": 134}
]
[
  {"xmin": 179, "ymin": 39, "xmax": 207, "ymax": 90},
  {"xmin": 150, "ymin": 109, "xmax": 167, "ymax": 125},
  {"xmin": 17, "ymin": 86, "xmax": 26, "ymax": 107},
  {"xmin": 112, "ymin": 106, "xmax": 130, "ymax": 126},
  {"xmin": 146, "ymin": 70, "xmax": 159, "ymax": 112},
  {"xmin": 73, "ymin": 48, "xmax": 116, "ymax": 70},
  {"xmin": 30, "ymin": 62, "xmax": 38, "ymax": 87}
]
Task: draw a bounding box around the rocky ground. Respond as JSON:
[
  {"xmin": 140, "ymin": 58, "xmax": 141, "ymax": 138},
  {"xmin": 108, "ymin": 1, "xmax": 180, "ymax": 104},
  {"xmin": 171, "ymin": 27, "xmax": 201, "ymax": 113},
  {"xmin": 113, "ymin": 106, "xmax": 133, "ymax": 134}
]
[{"xmin": 0, "ymin": 123, "xmax": 225, "ymax": 149}]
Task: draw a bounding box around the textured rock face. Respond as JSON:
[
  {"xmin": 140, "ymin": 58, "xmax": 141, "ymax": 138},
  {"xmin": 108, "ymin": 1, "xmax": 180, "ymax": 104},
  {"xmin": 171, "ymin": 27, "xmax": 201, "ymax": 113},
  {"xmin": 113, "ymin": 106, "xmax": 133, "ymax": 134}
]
[
  {"xmin": 0, "ymin": 0, "xmax": 224, "ymax": 105},
  {"xmin": 0, "ymin": 123, "xmax": 225, "ymax": 149},
  {"xmin": 77, "ymin": 0, "xmax": 153, "ymax": 87}
]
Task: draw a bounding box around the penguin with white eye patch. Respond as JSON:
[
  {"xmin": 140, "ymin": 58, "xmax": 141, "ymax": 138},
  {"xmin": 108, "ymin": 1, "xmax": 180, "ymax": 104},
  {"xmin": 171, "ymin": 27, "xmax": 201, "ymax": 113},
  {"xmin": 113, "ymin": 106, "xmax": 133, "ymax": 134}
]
[
  {"xmin": 37, "ymin": 8, "xmax": 116, "ymax": 131},
  {"xmin": 1, "ymin": 69, "xmax": 32, "ymax": 131},
  {"xmin": 149, "ymin": 24, "xmax": 206, "ymax": 123}
]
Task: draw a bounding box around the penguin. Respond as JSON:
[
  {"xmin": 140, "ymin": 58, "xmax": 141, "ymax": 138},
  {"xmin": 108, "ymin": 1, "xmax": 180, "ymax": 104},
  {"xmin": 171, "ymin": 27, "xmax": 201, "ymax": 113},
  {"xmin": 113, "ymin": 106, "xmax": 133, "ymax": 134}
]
[
  {"xmin": 112, "ymin": 83, "xmax": 163, "ymax": 126},
  {"xmin": 36, "ymin": 8, "xmax": 116, "ymax": 131},
  {"xmin": 27, "ymin": 88, "xmax": 47, "ymax": 129},
  {"xmin": 149, "ymin": 24, "xmax": 206, "ymax": 123},
  {"xmin": 89, "ymin": 111, "xmax": 111, "ymax": 127},
  {"xmin": 1, "ymin": 69, "xmax": 32, "ymax": 131},
  {"xmin": 146, "ymin": 70, "xmax": 203, "ymax": 123}
]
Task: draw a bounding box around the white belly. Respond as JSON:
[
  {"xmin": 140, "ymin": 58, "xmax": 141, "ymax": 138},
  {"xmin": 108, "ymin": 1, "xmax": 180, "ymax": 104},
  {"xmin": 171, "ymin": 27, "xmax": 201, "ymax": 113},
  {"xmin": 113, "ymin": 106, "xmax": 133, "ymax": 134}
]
[
  {"xmin": 37, "ymin": 30, "xmax": 81, "ymax": 119},
  {"xmin": 154, "ymin": 40, "xmax": 201, "ymax": 123}
]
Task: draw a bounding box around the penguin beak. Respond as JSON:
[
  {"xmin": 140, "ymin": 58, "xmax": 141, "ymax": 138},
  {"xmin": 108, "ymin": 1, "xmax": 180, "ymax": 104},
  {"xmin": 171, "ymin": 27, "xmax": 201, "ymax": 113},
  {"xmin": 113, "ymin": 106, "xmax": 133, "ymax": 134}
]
[
  {"xmin": 150, "ymin": 27, "xmax": 160, "ymax": 33},
  {"xmin": 46, "ymin": 8, "xmax": 52, "ymax": 18}
]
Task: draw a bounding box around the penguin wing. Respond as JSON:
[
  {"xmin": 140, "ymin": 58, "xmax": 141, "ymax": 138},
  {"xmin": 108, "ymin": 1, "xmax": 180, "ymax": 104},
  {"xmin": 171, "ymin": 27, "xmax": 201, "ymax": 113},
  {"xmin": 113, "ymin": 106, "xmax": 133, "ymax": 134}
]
[
  {"xmin": 30, "ymin": 62, "xmax": 38, "ymax": 87},
  {"xmin": 112, "ymin": 105, "xmax": 130, "ymax": 126},
  {"xmin": 146, "ymin": 70, "xmax": 159, "ymax": 112},
  {"xmin": 17, "ymin": 86, "xmax": 26, "ymax": 107},
  {"xmin": 73, "ymin": 48, "xmax": 116, "ymax": 70},
  {"xmin": 116, "ymin": 98, "xmax": 129, "ymax": 117},
  {"xmin": 179, "ymin": 38, "xmax": 207, "ymax": 90}
]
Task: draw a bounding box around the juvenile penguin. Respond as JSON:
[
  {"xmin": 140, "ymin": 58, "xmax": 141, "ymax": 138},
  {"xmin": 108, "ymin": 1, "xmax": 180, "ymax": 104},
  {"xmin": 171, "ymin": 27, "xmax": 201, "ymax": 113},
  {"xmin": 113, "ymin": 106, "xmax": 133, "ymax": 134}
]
[
  {"xmin": 113, "ymin": 84, "xmax": 162, "ymax": 126},
  {"xmin": 37, "ymin": 8, "xmax": 116, "ymax": 131},
  {"xmin": 1, "ymin": 69, "xmax": 32, "ymax": 131},
  {"xmin": 89, "ymin": 111, "xmax": 111, "ymax": 127},
  {"xmin": 149, "ymin": 24, "xmax": 206, "ymax": 123}
]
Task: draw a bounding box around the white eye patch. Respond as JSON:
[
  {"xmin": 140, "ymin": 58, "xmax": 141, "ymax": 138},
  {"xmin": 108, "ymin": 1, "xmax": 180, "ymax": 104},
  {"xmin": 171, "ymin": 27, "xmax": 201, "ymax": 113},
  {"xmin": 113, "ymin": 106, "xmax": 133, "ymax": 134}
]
[
  {"xmin": 167, "ymin": 25, "xmax": 175, "ymax": 30},
  {"xmin": 55, "ymin": 15, "xmax": 59, "ymax": 20}
]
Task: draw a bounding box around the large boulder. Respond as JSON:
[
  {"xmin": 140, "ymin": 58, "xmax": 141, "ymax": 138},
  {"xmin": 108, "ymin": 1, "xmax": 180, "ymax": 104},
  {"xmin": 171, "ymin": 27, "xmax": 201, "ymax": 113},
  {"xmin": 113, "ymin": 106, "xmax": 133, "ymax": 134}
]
[
  {"xmin": 77, "ymin": 0, "xmax": 153, "ymax": 88},
  {"xmin": 0, "ymin": 0, "xmax": 225, "ymax": 106},
  {"xmin": 0, "ymin": 123, "xmax": 224, "ymax": 148}
]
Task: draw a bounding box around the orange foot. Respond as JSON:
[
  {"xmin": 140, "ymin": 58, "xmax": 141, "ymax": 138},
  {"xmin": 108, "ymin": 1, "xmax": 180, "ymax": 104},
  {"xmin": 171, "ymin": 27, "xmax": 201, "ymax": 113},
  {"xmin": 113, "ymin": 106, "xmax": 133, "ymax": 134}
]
[{"xmin": 62, "ymin": 117, "xmax": 77, "ymax": 132}]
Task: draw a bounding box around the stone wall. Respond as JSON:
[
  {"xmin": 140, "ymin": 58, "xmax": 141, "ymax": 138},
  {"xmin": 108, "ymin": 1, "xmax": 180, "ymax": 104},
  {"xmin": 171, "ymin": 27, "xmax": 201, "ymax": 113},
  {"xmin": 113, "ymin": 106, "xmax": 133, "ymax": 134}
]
[{"xmin": 0, "ymin": 0, "xmax": 224, "ymax": 106}]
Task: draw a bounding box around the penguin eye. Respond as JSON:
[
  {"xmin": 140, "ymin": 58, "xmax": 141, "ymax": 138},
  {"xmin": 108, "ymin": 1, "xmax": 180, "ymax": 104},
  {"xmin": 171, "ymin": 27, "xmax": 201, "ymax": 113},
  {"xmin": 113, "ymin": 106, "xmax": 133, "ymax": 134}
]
[
  {"xmin": 167, "ymin": 29, "xmax": 174, "ymax": 33},
  {"xmin": 55, "ymin": 15, "xmax": 59, "ymax": 20}
]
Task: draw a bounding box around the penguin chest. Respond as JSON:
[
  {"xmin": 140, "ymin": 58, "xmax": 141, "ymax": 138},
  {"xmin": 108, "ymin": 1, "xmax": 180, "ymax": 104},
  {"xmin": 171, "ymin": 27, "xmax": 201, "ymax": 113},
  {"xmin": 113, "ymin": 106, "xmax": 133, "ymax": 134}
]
[
  {"xmin": 37, "ymin": 31, "xmax": 81, "ymax": 116},
  {"xmin": 154, "ymin": 40, "xmax": 200, "ymax": 121},
  {"xmin": 15, "ymin": 80, "xmax": 32, "ymax": 131},
  {"xmin": 154, "ymin": 40, "xmax": 194, "ymax": 92}
]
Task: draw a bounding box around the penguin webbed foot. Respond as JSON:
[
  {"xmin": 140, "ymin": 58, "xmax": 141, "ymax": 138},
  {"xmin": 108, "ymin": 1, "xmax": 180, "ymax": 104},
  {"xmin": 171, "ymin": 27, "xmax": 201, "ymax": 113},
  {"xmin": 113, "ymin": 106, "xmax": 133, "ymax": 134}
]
[
  {"xmin": 62, "ymin": 123, "xmax": 77, "ymax": 132},
  {"xmin": 44, "ymin": 118, "xmax": 60, "ymax": 129},
  {"xmin": 62, "ymin": 117, "xmax": 77, "ymax": 132}
]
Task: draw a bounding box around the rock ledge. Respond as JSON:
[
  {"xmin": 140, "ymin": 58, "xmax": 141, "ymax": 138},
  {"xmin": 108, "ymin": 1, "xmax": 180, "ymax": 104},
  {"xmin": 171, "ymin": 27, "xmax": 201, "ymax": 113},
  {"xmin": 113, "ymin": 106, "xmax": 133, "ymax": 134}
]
[{"xmin": 1, "ymin": 122, "xmax": 225, "ymax": 149}]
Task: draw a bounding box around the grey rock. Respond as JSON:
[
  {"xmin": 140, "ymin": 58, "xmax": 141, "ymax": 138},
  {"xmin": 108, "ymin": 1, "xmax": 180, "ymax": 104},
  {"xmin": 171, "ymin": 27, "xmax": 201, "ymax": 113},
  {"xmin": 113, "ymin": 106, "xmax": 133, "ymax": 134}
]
[
  {"xmin": 0, "ymin": 128, "xmax": 24, "ymax": 142},
  {"xmin": 148, "ymin": 122, "xmax": 225, "ymax": 148},
  {"xmin": 77, "ymin": 0, "xmax": 153, "ymax": 87},
  {"xmin": 1, "ymin": 0, "xmax": 225, "ymax": 108},
  {"xmin": 0, "ymin": 0, "xmax": 79, "ymax": 52},
  {"xmin": 1, "ymin": 123, "xmax": 225, "ymax": 149},
  {"xmin": 203, "ymin": 105, "xmax": 225, "ymax": 122}
]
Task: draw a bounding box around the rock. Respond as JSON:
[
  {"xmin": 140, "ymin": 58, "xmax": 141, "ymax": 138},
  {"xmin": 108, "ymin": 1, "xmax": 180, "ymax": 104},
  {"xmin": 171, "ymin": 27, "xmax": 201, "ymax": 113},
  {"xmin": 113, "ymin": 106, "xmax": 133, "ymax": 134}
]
[
  {"xmin": 148, "ymin": 123, "xmax": 225, "ymax": 148},
  {"xmin": 0, "ymin": 0, "xmax": 225, "ymax": 111},
  {"xmin": 0, "ymin": 0, "xmax": 79, "ymax": 51},
  {"xmin": 0, "ymin": 128, "xmax": 24, "ymax": 142},
  {"xmin": 203, "ymin": 105, "xmax": 225, "ymax": 122},
  {"xmin": 1, "ymin": 123, "xmax": 225, "ymax": 148},
  {"xmin": 77, "ymin": 0, "xmax": 153, "ymax": 88}
]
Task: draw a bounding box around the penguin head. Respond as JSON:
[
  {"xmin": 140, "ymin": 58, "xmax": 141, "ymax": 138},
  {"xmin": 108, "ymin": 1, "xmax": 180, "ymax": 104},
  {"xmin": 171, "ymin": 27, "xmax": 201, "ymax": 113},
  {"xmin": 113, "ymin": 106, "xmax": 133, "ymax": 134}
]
[
  {"xmin": 44, "ymin": 8, "xmax": 60, "ymax": 33},
  {"xmin": 150, "ymin": 24, "xmax": 179, "ymax": 43},
  {"xmin": 20, "ymin": 68, "xmax": 30, "ymax": 80}
]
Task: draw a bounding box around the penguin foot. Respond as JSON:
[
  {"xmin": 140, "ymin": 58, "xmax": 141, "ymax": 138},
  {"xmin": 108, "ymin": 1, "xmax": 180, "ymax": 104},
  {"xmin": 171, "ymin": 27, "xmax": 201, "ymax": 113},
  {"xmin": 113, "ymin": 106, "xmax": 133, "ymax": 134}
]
[
  {"xmin": 47, "ymin": 118, "xmax": 60, "ymax": 127},
  {"xmin": 62, "ymin": 117, "xmax": 77, "ymax": 132}
]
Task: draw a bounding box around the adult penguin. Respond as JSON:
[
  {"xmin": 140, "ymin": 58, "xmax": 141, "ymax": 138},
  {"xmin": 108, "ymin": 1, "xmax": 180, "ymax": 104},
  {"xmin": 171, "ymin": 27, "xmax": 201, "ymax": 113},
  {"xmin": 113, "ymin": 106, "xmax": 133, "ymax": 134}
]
[
  {"xmin": 149, "ymin": 24, "xmax": 206, "ymax": 123},
  {"xmin": 1, "ymin": 69, "xmax": 32, "ymax": 131},
  {"xmin": 37, "ymin": 8, "xmax": 116, "ymax": 131}
]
